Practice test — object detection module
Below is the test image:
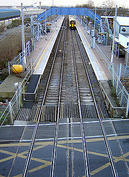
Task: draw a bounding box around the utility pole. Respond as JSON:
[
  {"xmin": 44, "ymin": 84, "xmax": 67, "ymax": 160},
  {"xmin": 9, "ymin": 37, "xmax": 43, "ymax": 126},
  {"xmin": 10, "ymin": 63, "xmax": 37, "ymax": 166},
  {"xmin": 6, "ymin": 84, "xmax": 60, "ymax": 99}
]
[
  {"xmin": 21, "ymin": 3, "xmax": 26, "ymax": 66},
  {"xmin": 91, "ymin": 7, "xmax": 96, "ymax": 48},
  {"xmin": 39, "ymin": 1, "xmax": 41, "ymax": 10},
  {"xmin": 45, "ymin": 8, "xmax": 46, "ymax": 34},
  {"xmin": 93, "ymin": 7, "xmax": 96, "ymax": 48},
  {"xmin": 111, "ymin": 5, "xmax": 117, "ymax": 63},
  {"xmin": 93, "ymin": 7, "xmax": 96, "ymax": 33}
]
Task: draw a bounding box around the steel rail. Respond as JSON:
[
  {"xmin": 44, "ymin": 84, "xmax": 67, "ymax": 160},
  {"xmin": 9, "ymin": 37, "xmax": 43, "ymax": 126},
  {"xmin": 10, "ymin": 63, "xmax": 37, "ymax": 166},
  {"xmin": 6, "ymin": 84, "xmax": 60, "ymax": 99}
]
[
  {"xmin": 50, "ymin": 19, "xmax": 66, "ymax": 177},
  {"xmin": 22, "ymin": 20, "xmax": 65, "ymax": 177},
  {"xmin": 75, "ymin": 30, "xmax": 118, "ymax": 177},
  {"xmin": 71, "ymin": 30, "xmax": 91, "ymax": 177},
  {"xmin": 7, "ymin": 126, "xmax": 27, "ymax": 177}
]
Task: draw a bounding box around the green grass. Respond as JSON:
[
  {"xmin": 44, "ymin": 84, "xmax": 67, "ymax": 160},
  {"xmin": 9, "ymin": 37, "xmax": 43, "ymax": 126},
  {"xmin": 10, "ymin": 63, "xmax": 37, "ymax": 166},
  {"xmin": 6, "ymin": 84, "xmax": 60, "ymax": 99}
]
[
  {"xmin": 7, "ymin": 19, "xmax": 22, "ymax": 29},
  {"xmin": 0, "ymin": 24, "xmax": 5, "ymax": 33},
  {"xmin": 108, "ymin": 80, "xmax": 120, "ymax": 107},
  {"xmin": 0, "ymin": 111, "xmax": 11, "ymax": 125}
]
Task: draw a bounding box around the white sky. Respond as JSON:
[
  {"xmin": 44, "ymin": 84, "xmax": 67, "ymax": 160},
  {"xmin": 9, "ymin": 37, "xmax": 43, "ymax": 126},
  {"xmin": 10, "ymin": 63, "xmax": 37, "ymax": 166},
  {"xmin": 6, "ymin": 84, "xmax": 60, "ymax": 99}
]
[{"xmin": 0, "ymin": 0, "xmax": 128, "ymax": 8}]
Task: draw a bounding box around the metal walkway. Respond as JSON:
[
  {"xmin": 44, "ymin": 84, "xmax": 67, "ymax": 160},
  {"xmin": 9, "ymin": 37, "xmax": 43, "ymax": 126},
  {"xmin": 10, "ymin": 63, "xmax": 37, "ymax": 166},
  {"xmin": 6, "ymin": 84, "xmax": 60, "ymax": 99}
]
[
  {"xmin": 0, "ymin": 119, "xmax": 129, "ymax": 176},
  {"xmin": 37, "ymin": 7, "xmax": 101, "ymax": 24}
]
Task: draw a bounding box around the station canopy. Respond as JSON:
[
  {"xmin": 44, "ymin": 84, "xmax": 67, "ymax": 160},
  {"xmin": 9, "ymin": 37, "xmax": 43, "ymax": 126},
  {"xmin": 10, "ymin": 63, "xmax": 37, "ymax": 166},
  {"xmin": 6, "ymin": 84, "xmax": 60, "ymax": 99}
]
[{"xmin": 37, "ymin": 7, "xmax": 101, "ymax": 24}]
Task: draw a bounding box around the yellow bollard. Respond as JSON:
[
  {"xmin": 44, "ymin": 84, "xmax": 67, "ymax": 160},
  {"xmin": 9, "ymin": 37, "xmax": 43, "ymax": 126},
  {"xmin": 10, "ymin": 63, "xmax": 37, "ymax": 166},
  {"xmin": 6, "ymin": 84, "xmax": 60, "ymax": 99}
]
[{"xmin": 12, "ymin": 65, "xmax": 23, "ymax": 74}]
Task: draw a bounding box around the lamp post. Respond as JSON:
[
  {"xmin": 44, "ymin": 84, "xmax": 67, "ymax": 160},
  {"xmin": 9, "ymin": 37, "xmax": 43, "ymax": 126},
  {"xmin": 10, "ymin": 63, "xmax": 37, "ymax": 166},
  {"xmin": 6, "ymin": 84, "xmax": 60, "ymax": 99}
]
[
  {"xmin": 93, "ymin": 6, "xmax": 96, "ymax": 48},
  {"xmin": 111, "ymin": 5, "xmax": 117, "ymax": 63},
  {"xmin": 39, "ymin": 1, "xmax": 41, "ymax": 10},
  {"xmin": 21, "ymin": 3, "xmax": 26, "ymax": 66},
  {"xmin": 45, "ymin": 8, "xmax": 46, "ymax": 33},
  {"xmin": 91, "ymin": 7, "xmax": 96, "ymax": 48}
]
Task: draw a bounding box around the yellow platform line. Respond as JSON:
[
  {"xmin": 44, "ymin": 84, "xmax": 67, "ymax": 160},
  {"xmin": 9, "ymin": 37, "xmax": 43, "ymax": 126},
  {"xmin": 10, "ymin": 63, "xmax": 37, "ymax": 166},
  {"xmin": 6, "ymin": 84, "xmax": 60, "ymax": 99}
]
[
  {"xmin": 34, "ymin": 18, "xmax": 64, "ymax": 72},
  {"xmin": 34, "ymin": 31, "xmax": 55, "ymax": 71}
]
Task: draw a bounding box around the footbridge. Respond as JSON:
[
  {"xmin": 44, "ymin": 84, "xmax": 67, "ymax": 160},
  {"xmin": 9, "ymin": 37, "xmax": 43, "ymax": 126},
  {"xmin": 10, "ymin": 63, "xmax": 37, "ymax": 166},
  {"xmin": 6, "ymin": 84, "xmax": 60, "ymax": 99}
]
[{"xmin": 37, "ymin": 7, "xmax": 101, "ymax": 24}]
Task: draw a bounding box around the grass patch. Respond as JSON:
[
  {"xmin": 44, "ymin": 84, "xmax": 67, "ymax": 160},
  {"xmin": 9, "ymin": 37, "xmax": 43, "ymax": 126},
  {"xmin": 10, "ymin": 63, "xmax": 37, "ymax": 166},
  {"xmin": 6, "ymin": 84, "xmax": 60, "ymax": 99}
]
[
  {"xmin": 0, "ymin": 20, "xmax": 31, "ymax": 70},
  {"xmin": 0, "ymin": 111, "xmax": 11, "ymax": 125},
  {"xmin": 0, "ymin": 24, "xmax": 5, "ymax": 33},
  {"xmin": 7, "ymin": 19, "xmax": 22, "ymax": 29},
  {"xmin": 108, "ymin": 80, "xmax": 120, "ymax": 107}
]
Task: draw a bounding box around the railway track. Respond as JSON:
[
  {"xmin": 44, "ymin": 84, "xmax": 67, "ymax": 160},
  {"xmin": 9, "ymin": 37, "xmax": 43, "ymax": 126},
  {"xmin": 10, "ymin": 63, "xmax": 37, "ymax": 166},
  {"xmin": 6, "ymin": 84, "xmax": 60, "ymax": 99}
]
[
  {"xmin": 35, "ymin": 18, "xmax": 108, "ymax": 122},
  {"xmin": 72, "ymin": 29, "xmax": 118, "ymax": 177},
  {"xmin": 19, "ymin": 17, "xmax": 119, "ymax": 177},
  {"xmin": 1, "ymin": 17, "xmax": 129, "ymax": 177}
]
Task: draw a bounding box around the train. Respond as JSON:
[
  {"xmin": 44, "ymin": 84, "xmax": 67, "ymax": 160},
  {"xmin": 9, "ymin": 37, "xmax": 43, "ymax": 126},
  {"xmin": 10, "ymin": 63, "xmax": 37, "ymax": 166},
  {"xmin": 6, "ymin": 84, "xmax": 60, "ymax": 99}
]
[{"xmin": 69, "ymin": 16, "xmax": 76, "ymax": 30}]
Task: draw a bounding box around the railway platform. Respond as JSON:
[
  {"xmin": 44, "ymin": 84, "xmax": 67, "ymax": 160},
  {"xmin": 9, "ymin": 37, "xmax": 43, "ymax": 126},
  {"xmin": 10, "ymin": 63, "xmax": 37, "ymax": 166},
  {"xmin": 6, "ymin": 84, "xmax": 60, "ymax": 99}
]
[
  {"xmin": 0, "ymin": 16, "xmax": 64, "ymax": 99},
  {"xmin": 32, "ymin": 16, "xmax": 64, "ymax": 75},
  {"xmin": 77, "ymin": 20, "xmax": 110, "ymax": 81},
  {"xmin": 76, "ymin": 19, "xmax": 126, "ymax": 111}
]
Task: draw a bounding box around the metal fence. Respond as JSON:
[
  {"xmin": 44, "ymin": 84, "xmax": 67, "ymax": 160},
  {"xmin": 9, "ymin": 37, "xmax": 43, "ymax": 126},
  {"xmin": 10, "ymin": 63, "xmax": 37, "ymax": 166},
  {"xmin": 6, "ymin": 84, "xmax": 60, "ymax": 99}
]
[
  {"xmin": 0, "ymin": 69, "xmax": 32, "ymax": 126},
  {"xmin": 110, "ymin": 64, "xmax": 128, "ymax": 106},
  {"xmin": 121, "ymin": 65, "xmax": 129, "ymax": 78},
  {"xmin": 0, "ymin": 39, "xmax": 35, "ymax": 126},
  {"xmin": 8, "ymin": 39, "xmax": 35, "ymax": 74}
]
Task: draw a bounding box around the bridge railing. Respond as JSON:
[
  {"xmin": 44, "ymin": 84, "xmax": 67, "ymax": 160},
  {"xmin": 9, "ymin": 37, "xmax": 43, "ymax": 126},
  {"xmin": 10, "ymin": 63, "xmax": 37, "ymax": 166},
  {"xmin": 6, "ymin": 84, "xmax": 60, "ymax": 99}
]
[{"xmin": 100, "ymin": 82, "xmax": 126, "ymax": 118}]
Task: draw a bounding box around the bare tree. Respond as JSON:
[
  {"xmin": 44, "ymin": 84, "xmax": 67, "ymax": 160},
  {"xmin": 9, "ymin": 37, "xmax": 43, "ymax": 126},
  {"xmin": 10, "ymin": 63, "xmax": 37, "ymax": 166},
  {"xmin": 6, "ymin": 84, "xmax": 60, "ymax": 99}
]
[
  {"xmin": 102, "ymin": 0, "xmax": 114, "ymax": 8},
  {"xmin": 87, "ymin": 0, "xmax": 95, "ymax": 8}
]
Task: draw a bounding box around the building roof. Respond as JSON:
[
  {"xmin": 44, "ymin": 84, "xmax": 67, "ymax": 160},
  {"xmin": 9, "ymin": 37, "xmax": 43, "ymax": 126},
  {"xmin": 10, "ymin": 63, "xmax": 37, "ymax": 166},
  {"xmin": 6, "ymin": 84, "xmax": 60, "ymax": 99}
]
[
  {"xmin": 101, "ymin": 16, "xmax": 114, "ymax": 19},
  {"xmin": 0, "ymin": 9, "xmax": 20, "ymax": 21},
  {"xmin": 116, "ymin": 16, "xmax": 129, "ymax": 26}
]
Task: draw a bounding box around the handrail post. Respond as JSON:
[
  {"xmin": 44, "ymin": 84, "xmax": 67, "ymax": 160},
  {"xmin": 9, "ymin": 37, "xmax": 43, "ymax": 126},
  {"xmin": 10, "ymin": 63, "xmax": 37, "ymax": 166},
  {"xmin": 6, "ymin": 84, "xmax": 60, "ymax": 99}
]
[
  {"xmin": 120, "ymin": 86, "xmax": 124, "ymax": 106},
  {"xmin": 126, "ymin": 94, "xmax": 129, "ymax": 118},
  {"xmin": 18, "ymin": 82, "xmax": 22, "ymax": 110},
  {"xmin": 8, "ymin": 62, "xmax": 11, "ymax": 75},
  {"xmin": 9, "ymin": 102, "xmax": 13, "ymax": 124},
  {"xmin": 116, "ymin": 63, "xmax": 122, "ymax": 94}
]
